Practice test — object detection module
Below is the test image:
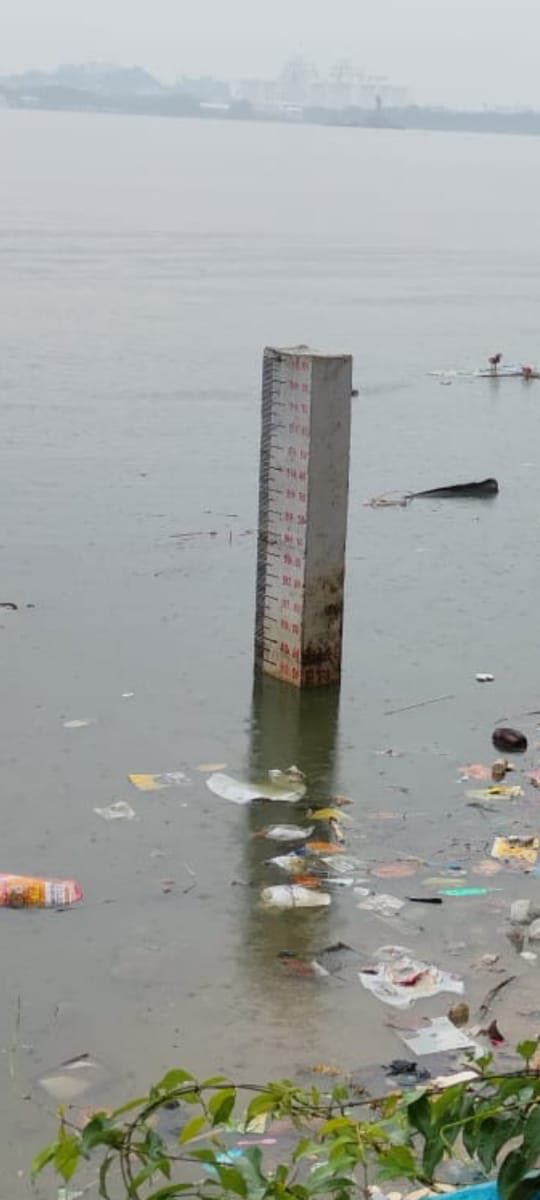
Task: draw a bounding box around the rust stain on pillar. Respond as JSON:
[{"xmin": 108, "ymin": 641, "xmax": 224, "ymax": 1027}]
[{"xmin": 254, "ymin": 346, "xmax": 352, "ymax": 687}]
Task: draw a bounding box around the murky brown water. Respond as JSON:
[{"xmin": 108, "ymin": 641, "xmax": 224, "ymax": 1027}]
[{"xmin": 2, "ymin": 109, "xmax": 540, "ymax": 1196}]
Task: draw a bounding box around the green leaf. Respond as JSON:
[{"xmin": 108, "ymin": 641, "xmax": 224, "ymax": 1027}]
[
  {"xmin": 476, "ymin": 1117, "xmax": 499, "ymax": 1171},
  {"xmin": 523, "ymin": 1104, "xmax": 540, "ymax": 1159},
  {"xmin": 423, "ymin": 1134, "xmax": 445, "ymax": 1181},
  {"xmin": 146, "ymin": 1188, "xmax": 199, "ymax": 1199},
  {"xmin": 498, "ymin": 1148, "xmax": 529, "ymax": 1200},
  {"xmin": 129, "ymin": 1158, "xmax": 170, "ymax": 1193},
  {"xmin": 517, "ymin": 1041, "xmax": 539, "ymax": 1065},
  {"xmin": 54, "ymin": 1133, "xmax": 81, "ymax": 1182},
  {"xmin": 293, "ymin": 1137, "xmax": 317, "ymax": 1162},
  {"xmin": 214, "ymin": 1164, "xmax": 248, "ymax": 1196},
  {"xmin": 179, "ymin": 1115, "xmax": 208, "ymax": 1144},
  {"xmin": 157, "ymin": 1069, "xmax": 196, "ymax": 1091},
  {"xmin": 189, "ymin": 1148, "xmax": 220, "ymax": 1164},
  {"xmin": 319, "ymin": 1117, "xmax": 354, "ymax": 1136},
  {"xmin": 244, "ymin": 1094, "xmax": 277, "ymax": 1126},
  {"xmin": 406, "ymin": 1094, "xmax": 432, "ymax": 1139},
  {"xmin": 31, "ymin": 1144, "xmax": 57, "ymax": 1177},
  {"xmin": 98, "ymin": 1153, "xmax": 114, "ymax": 1200},
  {"xmin": 208, "ymin": 1089, "xmax": 236, "ymax": 1126},
  {"xmin": 377, "ymin": 1144, "xmax": 417, "ymax": 1181},
  {"xmin": 200, "ymin": 1076, "xmax": 229, "ymax": 1087}
]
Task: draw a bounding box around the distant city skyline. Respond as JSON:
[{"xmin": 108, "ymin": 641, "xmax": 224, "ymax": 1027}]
[{"xmin": 2, "ymin": 0, "xmax": 540, "ymax": 109}]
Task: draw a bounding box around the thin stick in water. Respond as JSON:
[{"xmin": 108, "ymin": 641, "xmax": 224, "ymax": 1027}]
[{"xmin": 384, "ymin": 694, "xmax": 455, "ymax": 717}]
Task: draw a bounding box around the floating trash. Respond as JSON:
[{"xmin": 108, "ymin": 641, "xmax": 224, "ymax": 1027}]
[
  {"xmin": 396, "ymin": 1016, "xmax": 478, "ymax": 1056},
  {"xmin": 476, "ymin": 673, "xmax": 494, "ymax": 683},
  {"xmin": 372, "ymin": 862, "xmax": 418, "ymax": 879},
  {"xmin": 357, "ymin": 893, "xmax": 404, "ymax": 918},
  {"xmin": 0, "ymin": 874, "xmax": 83, "ymax": 908},
  {"xmin": 439, "ymin": 887, "xmax": 496, "ymax": 897},
  {"xmin": 94, "ymin": 801, "xmax": 137, "ymax": 821},
  {"xmin": 473, "ymin": 860, "xmax": 502, "ymax": 876},
  {"xmin": 37, "ymin": 1054, "xmax": 108, "ymax": 1103},
  {"xmin": 466, "ymin": 785, "xmax": 523, "ymax": 800},
  {"xmin": 491, "ymin": 835, "xmax": 539, "ymax": 865},
  {"xmin": 256, "ymin": 824, "xmax": 314, "ymax": 843},
  {"xmin": 309, "ymin": 807, "xmax": 351, "ymax": 823},
  {"xmin": 207, "ymin": 771, "xmax": 306, "ymax": 805},
  {"xmin": 129, "ymin": 772, "xmax": 191, "ymax": 791},
  {"xmin": 268, "ymin": 853, "xmax": 310, "ymax": 875},
  {"xmin": 260, "ymin": 885, "xmax": 331, "ymax": 910},
  {"xmin": 358, "ymin": 945, "xmax": 463, "ymax": 1009},
  {"xmin": 492, "ymin": 727, "xmax": 527, "ymax": 754},
  {"xmin": 63, "ymin": 719, "xmax": 94, "ymax": 729},
  {"xmin": 305, "ymin": 841, "xmax": 344, "ymax": 855}
]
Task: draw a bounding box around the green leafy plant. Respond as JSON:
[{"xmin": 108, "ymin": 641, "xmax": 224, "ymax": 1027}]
[{"xmin": 33, "ymin": 1047, "xmax": 540, "ymax": 1200}]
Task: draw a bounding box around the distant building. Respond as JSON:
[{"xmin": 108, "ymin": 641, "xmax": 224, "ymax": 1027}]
[{"xmin": 234, "ymin": 60, "xmax": 411, "ymax": 114}]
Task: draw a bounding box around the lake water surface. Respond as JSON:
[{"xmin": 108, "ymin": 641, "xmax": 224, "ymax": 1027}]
[{"xmin": 2, "ymin": 110, "xmax": 540, "ymax": 1196}]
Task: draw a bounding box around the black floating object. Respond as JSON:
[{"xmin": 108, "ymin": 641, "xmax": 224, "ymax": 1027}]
[
  {"xmin": 413, "ymin": 478, "xmax": 499, "ymax": 499},
  {"xmin": 492, "ymin": 727, "xmax": 528, "ymax": 754},
  {"xmin": 406, "ymin": 896, "xmax": 443, "ymax": 905}
]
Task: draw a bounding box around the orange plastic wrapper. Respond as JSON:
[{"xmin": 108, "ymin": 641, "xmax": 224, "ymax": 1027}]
[{"xmin": 0, "ymin": 874, "xmax": 83, "ymax": 908}]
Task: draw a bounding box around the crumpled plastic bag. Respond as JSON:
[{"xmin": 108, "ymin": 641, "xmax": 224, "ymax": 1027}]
[
  {"xmin": 207, "ymin": 771, "xmax": 306, "ymax": 805},
  {"xmin": 357, "ymin": 892, "xmax": 404, "ymax": 918},
  {"xmin": 260, "ymin": 885, "xmax": 331, "ymax": 910},
  {"xmin": 358, "ymin": 945, "xmax": 463, "ymax": 1008}
]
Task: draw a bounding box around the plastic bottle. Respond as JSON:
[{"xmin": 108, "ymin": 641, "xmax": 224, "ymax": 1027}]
[{"xmin": 0, "ymin": 874, "xmax": 83, "ymax": 908}]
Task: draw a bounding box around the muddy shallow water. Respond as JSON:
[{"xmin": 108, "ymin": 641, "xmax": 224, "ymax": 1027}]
[{"xmin": 2, "ymin": 109, "xmax": 540, "ymax": 1195}]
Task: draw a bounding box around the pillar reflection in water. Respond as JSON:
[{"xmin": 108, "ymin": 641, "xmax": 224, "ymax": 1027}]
[{"xmin": 237, "ymin": 673, "xmax": 341, "ymax": 1000}]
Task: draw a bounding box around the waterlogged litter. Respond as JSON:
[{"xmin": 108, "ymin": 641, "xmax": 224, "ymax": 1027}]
[
  {"xmin": 94, "ymin": 801, "xmax": 137, "ymax": 821},
  {"xmin": 460, "ymin": 764, "xmax": 493, "ymax": 781},
  {"xmin": 37, "ymin": 1054, "xmax": 108, "ymax": 1102},
  {"xmin": 0, "ymin": 874, "xmax": 83, "ymax": 908},
  {"xmin": 256, "ymin": 824, "xmax": 314, "ymax": 843},
  {"xmin": 466, "ymin": 786, "xmax": 523, "ymax": 800},
  {"xmin": 129, "ymin": 772, "xmax": 191, "ymax": 791},
  {"xmin": 476, "ymin": 673, "xmax": 494, "ymax": 683},
  {"xmin": 358, "ymin": 946, "xmax": 464, "ymax": 1009},
  {"xmin": 357, "ymin": 893, "xmax": 405, "ymax": 918},
  {"xmin": 268, "ymin": 853, "xmax": 310, "ymax": 875},
  {"xmin": 306, "ymin": 841, "xmax": 344, "ymax": 855},
  {"xmin": 320, "ymin": 855, "xmax": 366, "ymax": 874},
  {"xmin": 472, "ymin": 860, "xmax": 502, "ymax": 876},
  {"xmin": 63, "ymin": 719, "xmax": 94, "ymax": 729},
  {"xmin": 309, "ymin": 807, "xmax": 351, "ymax": 823},
  {"xmin": 260, "ymin": 885, "xmax": 331, "ymax": 910},
  {"xmin": 492, "ymin": 727, "xmax": 528, "ymax": 754},
  {"xmin": 439, "ymin": 887, "xmax": 497, "ymax": 897},
  {"xmin": 206, "ymin": 770, "xmax": 306, "ymax": 805},
  {"xmin": 396, "ymin": 1016, "xmax": 478, "ymax": 1057},
  {"xmin": 372, "ymin": 862, "xmax": 418, "ymax": 879},
  {"xmin": 491, "ymin": 835, "xmax": 539, "ymax": 865},
  {"xmin": 278, "ymin": 953, "xmax": 329, "ymax": 978}
]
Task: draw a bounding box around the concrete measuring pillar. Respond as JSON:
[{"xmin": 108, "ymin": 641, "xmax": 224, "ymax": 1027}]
[{"xmin": 254, "ymin": 345, "xmax": 352, "ymax": 687}]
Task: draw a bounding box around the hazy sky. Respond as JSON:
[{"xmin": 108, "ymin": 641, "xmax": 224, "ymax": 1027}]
[{"xmin": 2, "ymin": 0, "xmax": 540, "ymax": 108}]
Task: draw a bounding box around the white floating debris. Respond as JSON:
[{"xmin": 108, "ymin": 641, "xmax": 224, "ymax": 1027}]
[
  {"xmin": 397, "ymin": 1016, "xmax": 478, "ymax": 1057},
  {"xmin": 206, "ymin": 771, "xmax": 306, "ymax": 805},
  {"xmin": 258, "ymin": 824, "xmax": 314, "ymax": 843},
  {"xmin": 94, "ymin": 801, "xmax": 137, "ymax": 821},
  {"xmin": 63, "ymin": 719, "xmax": 94, "ymax": 729},
  {"xmin": 358, "ymin": 946, "xmax": 463, "ymax": 1009},
  {"xmin": 476, "ymin": 673, "xmax": 494, "ymax": 683},
  {"xmin": 260, "ymin": 885, "xmax": 331, "ymax": 910},
  {"xmin": 357, "ymin": 893, "xmax": 403, "ymax": 918}
]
